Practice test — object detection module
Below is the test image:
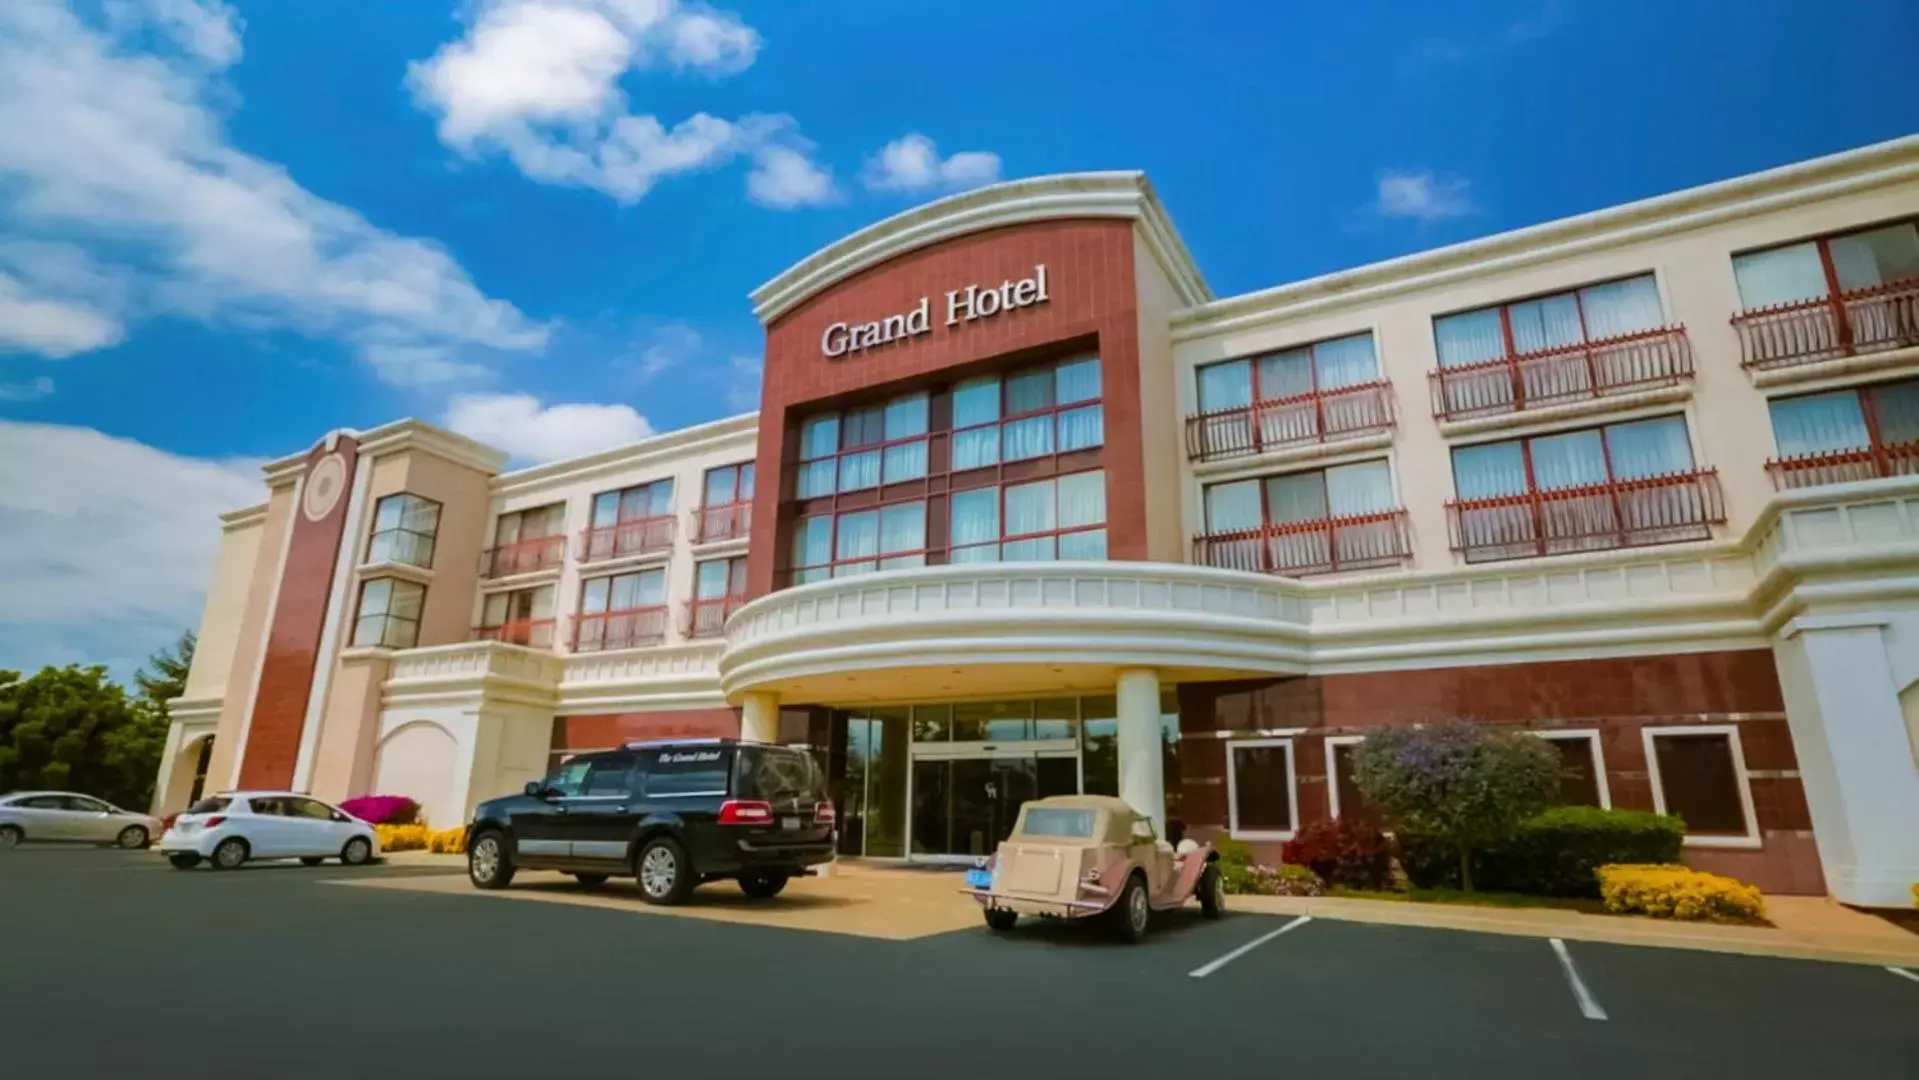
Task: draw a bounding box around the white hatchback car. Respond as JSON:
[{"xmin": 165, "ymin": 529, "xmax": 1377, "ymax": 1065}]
[
  {"xmin": 160, "ymin": 792, "xmax": 379, "ymax": 870},
  {"xmin": 0, "ymin": 791, "xmax": 159, "ymax": 849}
]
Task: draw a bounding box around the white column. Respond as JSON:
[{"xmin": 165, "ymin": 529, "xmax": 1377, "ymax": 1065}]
[
  {"xmin": 1775, "ymin": 615, "xmax": 1919, "ymax": 907},
  {"xmin": 741, "ymin": 691, "xmax": 781, "ymax": 744},
  {"xmin": 150, "ymin": 720, "xmax": 187, "ymax": 815},
  {"xmin": 1116, "ymin": 668, "xmax": 1166, "ymax": 835}
]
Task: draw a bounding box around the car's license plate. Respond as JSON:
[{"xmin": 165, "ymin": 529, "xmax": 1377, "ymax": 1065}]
[
  {"xmin": 780, "ymin": 816, "xmax": 801, "ymax": 831},
  {"xmin": 965, "ymin": 868, "xmax": 993, "ymax": 889}
]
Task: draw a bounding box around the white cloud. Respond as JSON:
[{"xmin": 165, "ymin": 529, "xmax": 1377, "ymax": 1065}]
[
  {"xmin": 1372, "ymin": 170, "xmax": 1475, "ymax": 222},
  {"xmin": 862, "ymin": 134, "xmax": 1002, "ymax": 194},
  {"xmin": 0, "ymin": 420, "xmax": 265, "ymax": 674},
  {"xmin": 724, "ymin": 354, "xmax": 761, "ymax": 412},
  {"xmin": 409, "ymin": 0, "xmax": 804, "ymax": 205},
  {"xmin": 0, "ymin": 376, "xmax": 55, "ymax": 402},
  {"xmin": 0, "ymin": 272, "xmax": 124, "ymax": 358},
  {"xmin": 0, "ymin": 0, "xmax": 546, "ymax": 382},
  {"xmin": 747, "ymin": 143, "xmax": 837, "ymax": 209},
  {"xmin": 630, "ymin": 322, "xmax": 701, "ymax": 381},
  {"xmin": 443, "ymin": 392, "xmax": 654, "ymax": 464}
]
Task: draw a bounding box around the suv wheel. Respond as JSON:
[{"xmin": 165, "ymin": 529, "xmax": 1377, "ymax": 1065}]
[
  {"xmin": 738, "ymin": 872, "xmax": 788, "ymax": 899},
  {"xmin": 635, "ymin": 837, "xmax": 694, "ymax": 906},
  {"xmin": 1107, "ymin": 873, "xmax": 1150, "ymax": 943},
  {"xmin": 467, "ymin": 830, "xmax": 516, "ymax": 890}
]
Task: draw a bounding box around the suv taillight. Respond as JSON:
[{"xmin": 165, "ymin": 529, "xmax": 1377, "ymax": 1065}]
[
  {"xmin": 813, "ymin": 801, "xmax": 836, "ymax": 825},
  {"xmin": 718, "ymin": 800, "xmax": 773, "ymax": 826}
]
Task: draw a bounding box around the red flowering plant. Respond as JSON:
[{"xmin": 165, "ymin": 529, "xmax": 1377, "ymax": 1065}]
[
  {"xmin": 339, "ymin": 795, "xmax": 420, "ymax": 826},
  {"xmin": 1280, "ymin": 817, "xmax": 1393, "ymax": 890}
]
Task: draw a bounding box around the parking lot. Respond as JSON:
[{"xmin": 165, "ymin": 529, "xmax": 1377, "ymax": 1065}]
[{"xmin": 2, "ymin": 846, "xmax": 1914, "ymax": 1079}]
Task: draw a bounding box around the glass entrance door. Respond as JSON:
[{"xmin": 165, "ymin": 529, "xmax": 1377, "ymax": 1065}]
[{"xmin": 909, "ymin": 753, "xmax": 1078, "ymax": 858}]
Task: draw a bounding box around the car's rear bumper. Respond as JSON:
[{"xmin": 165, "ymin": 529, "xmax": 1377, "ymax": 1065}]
[
  {"xmin": 157, "ymin": 829, "xmax": 218, "ymax": 856},
  {"xmin": 717, "ymin": 838, "xmax": 835, "ymax": 874},
  {"xmin": 967, "ymin": 890, "xmax": 1110, "ymax": 919}
]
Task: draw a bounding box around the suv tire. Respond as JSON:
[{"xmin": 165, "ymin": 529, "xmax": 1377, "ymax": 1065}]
[
  {"xmin": 738, "ymin": 872, "xmax": 788, "ymax": 899},
  {"xmin": 635, "ymin": 837, "xmax": 694, "ymax": 906},
  {"xmin": 467, "ymin": 830, "xmax": 516, "ymax": 890}
]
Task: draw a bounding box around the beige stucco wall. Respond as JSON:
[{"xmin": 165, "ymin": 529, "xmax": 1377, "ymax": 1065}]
[
  {"xmin": 182, "ymin": 510, "xmax": 265, "ymax": 701},
  {"xmin": 1173, "ymin": 169, "xmax": 1919, "ymax": 572},
  {"xmin": 1134, "ymin": 230, "xmax": 1189, "ymax": 564},
  {"xmin": 202, "ymin": 484, "xmax": 296, "ymax": 789}
]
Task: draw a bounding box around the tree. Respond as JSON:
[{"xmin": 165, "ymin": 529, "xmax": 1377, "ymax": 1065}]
[
  {"xmin": 110, "ymin": 632, "xmax": 198, "ymax": 811},
  {"xmin": 1351, "ymin": 720, "xmax": 1561, "ymax": 892},
  {"xmin": 0, "ymin": 665, "xmax": 141, "ymax": 805},
  {"xmin": 134, "ymin": 631, "xmax": 194, "ymax": 709}
]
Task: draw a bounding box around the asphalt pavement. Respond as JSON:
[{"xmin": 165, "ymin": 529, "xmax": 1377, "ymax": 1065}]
[{"xmin": 1, "ymin": 845, "xmax": 1913, "ymax": 1079}]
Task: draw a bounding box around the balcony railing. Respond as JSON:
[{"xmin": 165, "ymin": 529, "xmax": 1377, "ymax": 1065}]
[
  {"xmin": 1446, "ymin": 469, "xmax": 1725, "ymax": 563},
  {"xmin": 1731, "ymin": 279, "xmax": 1919, "ymax": 371},
  {"xmin": 1429, "ymin": 327, "xmax": 1694, "ymax": 421},
  {"xmin": 1192, "ymin": 509, "xmax": 1412, "ymax": 577},
  {"xmin": 573, "ymin": 606, "xmax": 669, "ymax": 652},
  {"xmin": 1766, "ymin": 441, "xmax": 1919, "ymax": 489},
  {"xmin": 481, "ymin": 535, "xmax": 565, "ymax": 578},
  {"xmin": 688, "ymin": 595, "xmax": 746, "ymax": 638},
  {"xmin": 1184, "ymin": 382, "xmax": 1395, "ymax": 462},
  {"xmin": 580, "ymin": 514, "xmax": 676, "ymax": 563},
  {"xmin": 691, "ymin": 501, "xmax": 752, "ymax": 543},
  {"xmin": 471, "ymin": 620, "xmax": 556, "ymax": 648}
]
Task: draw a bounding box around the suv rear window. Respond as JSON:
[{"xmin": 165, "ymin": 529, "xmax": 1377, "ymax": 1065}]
[
  {"xmin": 642, "ymin": 747, "xmax": 732, "ymax": 798},
  {"xmin": 734, "ymin": 746, "xmax": 827, "ymax": 808},
  {"xmin": 187, "ymin": 797, "xmax": 231, "ymax": 814}
]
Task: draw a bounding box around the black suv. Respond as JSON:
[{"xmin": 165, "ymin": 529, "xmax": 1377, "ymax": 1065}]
[{"xmin": 464, "ymin": 739, "xmax": 835, "ymax": 904}]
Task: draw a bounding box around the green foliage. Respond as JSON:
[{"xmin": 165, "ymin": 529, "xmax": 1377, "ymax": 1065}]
[
  {"xmin": 1351, "ymin": 720, "xmax": 1561, "ymax": 891},
  {"xmin": 1398, "ymin": 806, "xmax": 1686, "ymax": 896},
  {"xmin": 1210, "ymin": 837, "xmax": 1322, "ymax": 895}
]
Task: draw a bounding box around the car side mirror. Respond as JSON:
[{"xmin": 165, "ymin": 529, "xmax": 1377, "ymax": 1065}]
[{"xmin": 524, "ymin": 781, "xmax": 548, "ymax": 798}]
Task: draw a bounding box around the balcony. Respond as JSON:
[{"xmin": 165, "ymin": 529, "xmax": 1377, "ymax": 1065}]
[
  {"xmin": 471, "ymin": 619, "xmax": 556, "ymax": 648},
  {"xmin": 1767, "ymin": 441, "xmax": 1919, "ymax": 489},
  {"xmin": 1428, "ymin": 327, "xmax": 1693, "ymax": 421},
  {"xmin": 1445, "ymin": 469, "xmax": 1726, "ymax": 563},
  {"xmin": 691, "ymin": 501, "xmax": 752, "ymax": 544},
  {"xmin": 1192, "ymin": 510, "xmax": 1412, "ymax": 577},
  {"xmin": 688, "ymin": 596, "xmax": 745, "ymax": 638},
  {"xmin": 1184, "ymin": 382, "xmax": 1395, "ymax": 462},
  {"xmin": 1732, "ymin": 280, "xmax": 1919, "ymax": 372},
  {"xmin": 481, "ymin": 536, "xmax": 565, "ymax": 579},
  {"xmin": 573, "ymin": 606, "xmax": 669, "ymax": 652},
  {"xmin": 580, "ymin": 514, "xmax": 676, "ymax": 563}
]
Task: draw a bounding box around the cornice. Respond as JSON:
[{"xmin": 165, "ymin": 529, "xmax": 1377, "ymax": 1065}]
[
  {"xmin": 490, "ymin": 411, "xmax": 760, "ymax": 498},
  {"xmin": 220, "ymin": 503, "xmax": 269, "ymax": 530}
]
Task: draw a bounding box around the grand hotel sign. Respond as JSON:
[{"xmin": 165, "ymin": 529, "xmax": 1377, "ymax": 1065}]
[{"xmin": 820, "ymin": 265, "xmax": 1050, "ymax": 358}]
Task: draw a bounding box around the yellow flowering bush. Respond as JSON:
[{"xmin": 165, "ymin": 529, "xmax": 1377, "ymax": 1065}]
[
  {"xmin": 426, "ymin": 827, "xmax": 467, "ymax": 855},
  {"xmin": 375, "ymin": 824, "xmax": 430, "ymax": 852},
  {"xmin": 1596, "ymin": 863, "xmax": 1766, "ymax": 924}
]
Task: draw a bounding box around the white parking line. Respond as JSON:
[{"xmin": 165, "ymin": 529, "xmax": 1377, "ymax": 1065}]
[
  {"xmin": 1188, "ymin": 916, "xmax": 1311, "ymax": 978},
  {"xmin": 1549, "ymin": 938, "xmax": 1608, "ymax": 1021},
  {"xmin": 1888, "ymin": 967, "xmax": 1919, "ymax": 985}
]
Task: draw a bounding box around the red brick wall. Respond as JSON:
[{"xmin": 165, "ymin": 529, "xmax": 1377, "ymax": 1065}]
[
  {"xmin": 552, "ymin": 709, "xmax": 742, "ymax": 752},
  {"xmin": 238, "ymin": 438, "xmax": 359, "ymax": 790},
  {"xmin": 747, "ymin": 219, "xmax": 1144, "ymax": 596},
  {"xmin": 1176, "ymin": 651, "xmax": 1825, "ymax": 894}
]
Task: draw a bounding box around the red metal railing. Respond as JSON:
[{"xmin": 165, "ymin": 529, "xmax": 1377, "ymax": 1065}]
[
  {"xmin": 572, "ymin": 606, "xmax": 669, "ymax": 652},
  {"xmin": 1184, "ymin": 382, "xmax": 1395, "ymax": 462},
  {"xmin": 579, "ymin": 514, "xmax": 676, "ymax": 562},
  {"xmin": 1192, "ymin": 509, "xmax": 1412, "ymax": 576},
  {"xmin": 1765, "ymin": 441, "xmax": 1919, "ymax": 489},
  {"xmin": 1731, "ymin": 279, "xmax": 1919, "ymax": 371},
  {"xmin": 471, "ymin": 620, "xmax": 556, "ymax": 648},
  {"xmin": 691, "ymin": 501, "xmax": 752, "ymax": 543},
  {"xmin": 687, "ymin": 596, "xmax": 745, "ymax": 638},
  {"xmin": 1428, "ymin": 327, "xmax": 1693, "ymax": 421},
  {"xmin": 1445, "ymin": 469, "xmax": 1725, "ymax": 563},
  {"xmin": 481, "ymin": 535, "xmax": 565, "ymax": 578}
]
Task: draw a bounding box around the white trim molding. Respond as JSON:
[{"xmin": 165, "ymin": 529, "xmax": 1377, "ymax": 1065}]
[
  {"xmin": 1532, "ymin": 728, "xmax": 1613, "ymax": 810},
  {"xmin": 1323, "ymin": 734, "xmax": 1366, "ymax": 820},
  {"xmin": 1226, "ymin": 736, "xmax": 1300, "ymax": 842},
  {"xmin": 1641, "ymin": 723, "xmax": 1763, "ymax": 849}
]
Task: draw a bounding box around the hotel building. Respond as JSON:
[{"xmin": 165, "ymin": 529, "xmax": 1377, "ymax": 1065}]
[{"xmin": 156, "ymin": 136, "xmax": 1919, "ymax": 906}]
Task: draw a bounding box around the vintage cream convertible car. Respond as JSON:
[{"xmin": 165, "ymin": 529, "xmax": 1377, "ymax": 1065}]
[{"xmin": 964, "ymin": 794, "xmax": 1224, "ymax": 942}]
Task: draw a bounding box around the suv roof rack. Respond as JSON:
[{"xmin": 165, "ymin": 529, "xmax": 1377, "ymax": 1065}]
[{"xmin": 620, "ymin": 737, "xmax": 786, "ymax": 750}]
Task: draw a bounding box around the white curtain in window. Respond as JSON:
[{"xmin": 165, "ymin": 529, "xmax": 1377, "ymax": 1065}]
[
  {"xmin": 1056, "ymin": 357, "xmax": 1101, "ymax": 404},
  {"xmin": 1529, "ymin": 430, "xmax": 1608, "ymax": 490},
  {"xmin": 1006, "ymin": 368, "xmax": 1053, "ymax": 414},
  {"xmin": 1001, "ymin": 537, "xmax": 1056, "ymax": 561},
  {"xmin": 1263, "ymin": 472, "xmax": 1329, "ymax": 524},
  {"xmin": 1453, "ymin": 441, "xmax": 1529, "ymax": 500},
  {"xmin": 1057, "ymin": 405, "xmax": 1104, "ymax": 451},
  {"xmin": 530, "ymin": 586, "xmax": 556, "ymax": 620},
  {"xmin": 696, "ymin": 560, "xmax": 731, "ymax": 599},
  {"xmin": 882, "ymin": 441, "xmax": 928, "ymax": 483},
  {"xmin": 1606, "ymin": 417, "xmax": 1694, "ymax": 479},
  {"xmin": 800, "ymin": 415, "xmax": 840, "ymax": 459},
  {"xmin": 1325, "ymin": 460, "xmax": 1395, "ymax": 517},
  {"xmin": 1579, "ymin": 276, "xmax": 1664, "ymax": 340},
  {"xmin": 645, "ymin": 481, "xmax": 674, "ymax": 515},
  {"xmin": 792, "ymin": 516, "xmax": 833, "ymax": 569},
  {"xmin": 953, "ymin": 377, "xmax": 1001, "ymax": 426},
  {"xmin": 1204, "ymin": 481, "xmax": 1263, "ymax": 532},
  {"xmin": 1831, "ymin": 223, "xmax": 1919, "ymax": 292},
  {"xmin": 483, "ymin": 592, "xmax": 509, "ymax": 625},
  {"xmin": 839, "ymin": 449, "xmax": 881, "ymax": 492},
  {"xmin": 950, "ymin": 488, "xmax": 999, "ymax": 548},
  {"xmin": 1057, "ymin": 471, "xmax": 1106, "ymax": 528},
  {"xmin": 1256, "ymin": 350, "xmax": 1315, "ymax": 399},
  {"xmin": 704, "ymin": 468, "xmax": 737, "ymax": 506},
  {"xmin": 591, "ymin": 492, "xmax": 620, "ymax": 528},
  {"xmin": 609, "ymin": 574, "xmax": 642, "ymax": 611},
  {"xmin": 1004, "ymin": 479, "xmax": 1056, "ymax": 536},
  {"xmin": 1869, "ymin": 380, "xmax": 1919, "ymax": 445},
  {"xmin": 1769, "ymin": 391, "xmax": 1869, "ymax": 457},
  {"xmin": 1002, "ymin": 415, "xmax": 1053, "ymax": 461},
  {"xmin": 949, "ymin": 545, "xmax": 1000, "ymax": 564},
  {"xmin": 1434, "ymin": 308, "xmax": 1508, "ymax": 368},
  {"xmin": 1060, "ymin": 530, "xmax": 1107, "ymax": 560},
  {"xmin": 885, "ymin": 394, "xmax": 929, "ymax": 438},
  {"xmin": 1312, "ymin": 334, "xmax": 1380, "ymax": 390},
  {"xmin": 797, "ymin": 460, "xmax": 836, "ymax": 499},
  {"xmin": 581, "ymin": 577, "xmax": 610, "ymax": 614},
  {"xmin": 952, "ymin": 427, "xmax": 999, "ymax": 470},
  {"xmin": 1732, "ymin": 243, "xmax": 1828, "ymax": 308},
  {"xmin": 1508, "ymin": 294, "xmax": 1583, "ymax": 354},
  {"xmin": 879, "ymin": 502, "xmax": 925, "ymax": 555},
  {"xmin": 1198, "ymin": 360, "xmax": 1253, "ymax": 412},
  {"xmin": 836, "ymin": 511, "xmax": 880, "ymax": 564}
]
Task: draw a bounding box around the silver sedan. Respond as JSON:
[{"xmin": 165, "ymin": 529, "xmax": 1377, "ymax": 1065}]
[{"xmin": 0, "ymin": 791, "xmax": 159, "ymax": 849}]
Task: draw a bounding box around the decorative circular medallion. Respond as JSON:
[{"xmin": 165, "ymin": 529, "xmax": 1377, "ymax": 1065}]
[{"xmin": 302, "ymin": 452, "xmax": 348, "ymax": 522}]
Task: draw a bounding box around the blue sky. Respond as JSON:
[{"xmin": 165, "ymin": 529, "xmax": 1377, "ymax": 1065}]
[{"xmin": 1, "ymin": 0, "xmax": 1915, "ymax": 678}]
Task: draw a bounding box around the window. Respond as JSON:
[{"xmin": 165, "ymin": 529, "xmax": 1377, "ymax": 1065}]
[
  {"xmin": 487, "ymin": 503, "xmax": 566, "ymax": 577},
  {"xmin": 1643, "ymin": 727, "xmax": 1759, "ymax": 846},
  {"xmin": 366, "ymin": 493, "xmax": 440, "ymax": 568},
  {"xmin": 545, "ymin": 758, "xmax": 593, "ymax": 798},
  {"xmin": 284, "ymin": 798, "xmax": 337, "ymax": 821},
  {"xmin": 797, "ymin": 392, "xmax": 931, "ymax": 498},
  {"xmin": 15, "ymin": 795, "xmax": 66, "ymax": 809},
  {"xmin": 1021, "ymin": 808, "xmax": 1097, "ymax": 838},
  {"xmin": 1766, "ymin": 378, "xmax": 1919, "ymax": 487},
  {"xmin": 582, "ymin": 756, "xmax": 634, "ymax": 797},
  {"xmin": 1189, "ymin": 335, "xmax": 1391, "ymax": 460},
  {"xmin": 576, "ymin": 568, "xmax": 667, "ymax": 651},
  {"xmin": 1325, "ymin": 736, "xmax": 1376, "ymax": 822},
  {"xmin": 690, "ymin": 556, "xmax": 748, "ymax": 637},
  {"xmin": 1197, "ymin": 461, "xmax": 1406, "ymax": 575},
  {"xmin": 642, "ymin": 746, "xmax": 732, "ymax": 798},
  {"xmin": 949, "ymin": 471, "xmax": 1107, "ymax": 563},
  {"xmin": 952, "ymin": 356, "xmax": 1103, "ymax": 468},
  {"xmin": 1734, "ymin": 222, "xmax": 1919, "ymax": 309},
  {"xmin": 1731, "ymin": 222, "xmax": 1919, "ymax": 368},
  {"xmin": 1435, "ymin": 275, "xmax": 1665, "ymax": 368},
  {"xmin": 1226, "ymin": 738, "xmax": 1298, "ymax": 840},
  {"xmin": 585, "ymin": 479, "xmax": 675, "ymax": 560},
  {"xmin": 696, "ymin": 463, "xmax": 755, "ymax": 541},
  {"xmin": 791, "ymin": 502, "xmax": 927, "ymax": 583},
  {"xmin": 703, "ymin": 462, "xmax": 755, "ymax": 507},
  {"xmin": 477, "ymin": 586, "xmax": 556, "ymax": 647},
  {"xmin": 1447, "ymin": 415, "xmax": 1722, "ymax": 561},
  {"xmin": 1197, "ymin": 333, "xmax": 1381, "ymax": 414},
  {"xmin": 1534, "ymin": 730, "xmax": 1611, "ymax": 808},
  {"xmin": 351, "ymin": 578, "xmax": 425, "ymax": 648}
]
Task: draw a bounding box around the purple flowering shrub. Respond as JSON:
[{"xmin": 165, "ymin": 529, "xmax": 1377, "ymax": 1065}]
[{"xmin": 340, "ymin": 795, "xmax": 420, "ymax": 825}]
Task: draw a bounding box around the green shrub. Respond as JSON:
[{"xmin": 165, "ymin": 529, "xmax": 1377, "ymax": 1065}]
[
  {"xmin": 1210, "ymin": 838, "xmax": 1322, "ymax": 896},
  {"xmin": 1399, "ymin": 806, "xmax": 1685, "ymax": 897}
]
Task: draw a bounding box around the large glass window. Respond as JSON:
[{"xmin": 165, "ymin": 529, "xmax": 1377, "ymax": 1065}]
[
  {"xmin": 797, "ymin": 392, "xmax": 931, "ymax": 498},
  {"xmin": 1734, "ymin": 221, "xmax": 1919, "ymax": 308},
  {"xmin": 576, "ymin": 568, "xmax": 668, "ymax": 651},
  {"xmin": 585, "ymin": 479, "xmax": 675, "ymax": 560},
  {"xmin": 702, "ymin": 462, "xmax": 755, "ymax": 507},
  {"xmin": 351, "ymin": 578, "xmax": 425, "ymax": 648},
  {"xmin": 949, "ymin": 356, "xmax": 1103, "ymax": 469},
  {"xmin": 1195, "ymin": 333, "xmax": 1380, "ymax": 413},
  {"xmin": 1198, "ymin": 461, "xmax": 1405, "ymax": 575},
  {"xmin": 366, "ymin": 493, "xmax": 440, "ymax": 568},
  {"xmin": 477, "ymin": 585, "xmax": 556, "ymax": 647},
  {"xmin": 1227, "ymin": 739, "xmax": 1297, "ymax": 840},
  {"xmin": 1434, "ymin": 274, "xmax": 1664, "ymax": 368},
  {"xmin": 1730, "ymin": 221, "xmax": 1919, "ymax": 369},
  {"xmin": 951, "ymin": 470, "xmax": 1108, "ymax": 562},
  {"xmin": 1646, "ymin": 728, "xmax": 1757, "ymax": 843},
  {"xmin": 486, "ymin": 503, "xmax": 567, "ymax": 577},
  {"xmin": 1453, "ymin": 416, "xmax": 1695, "ymax": 500},
  {"xmin": 1766, "ymin": 377, "xmax": 1919, "ymax": 487},
  {"xmin": 791, "ymin": 502, "xmax": 927, "ymax": 583}
]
